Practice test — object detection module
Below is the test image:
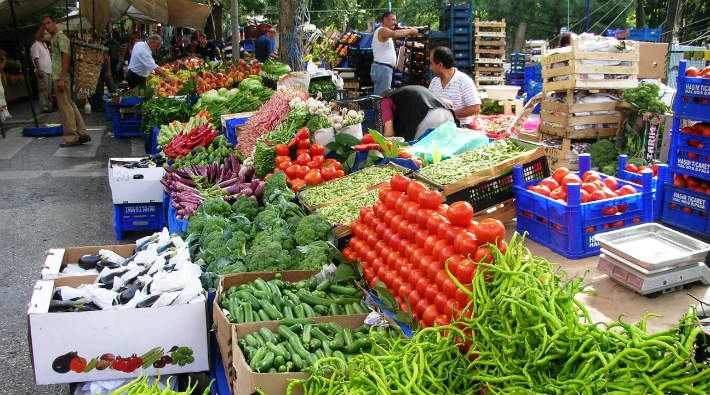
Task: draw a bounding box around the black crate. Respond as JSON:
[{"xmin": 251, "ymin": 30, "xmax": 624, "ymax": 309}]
[
  {"xmin": 445, "ymin": 155, "xmax": 549, "ymax": 212},
  {"xmin": 318, "ymin": 89, "xmax": 349, "ymax": 102},
  {"xmin": 336, "ymin": 95, "xmax": 383, "ymax": 134},
  {"xmin": 346, "ymin": 48, "xmax": 374, "ymax": 86}
]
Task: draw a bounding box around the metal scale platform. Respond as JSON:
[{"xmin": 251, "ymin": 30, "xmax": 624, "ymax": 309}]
[{"xmin": 595, "ymin": 223, "xmax": 710, "ymax": 296}]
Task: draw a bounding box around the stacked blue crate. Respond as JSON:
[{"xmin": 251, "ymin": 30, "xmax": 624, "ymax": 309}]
[
  {"xmin": 523, "ymin": 63, "xmax": 542, "ymax": 112},
  {"xmin": 440, "ymin": 3, "xmax": 473, "ymax": 71},
  {"xmin": 661, "ymin": 61, "xmax": 710, "ymax": 237}
]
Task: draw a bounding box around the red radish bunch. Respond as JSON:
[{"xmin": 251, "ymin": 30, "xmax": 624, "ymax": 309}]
[
  {"xmin": 236, "ymin": 90, "xmax": 309, "ymax": 157},
  {"xmin": 342, "ymin": 173, "xmax": 506, "ymax": 330}
]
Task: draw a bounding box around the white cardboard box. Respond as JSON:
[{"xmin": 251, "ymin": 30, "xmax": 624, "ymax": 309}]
[
  {"xmin": 108, "ymin": 158, "xmax": 165, "ymax": 204},
  {"xmin": 28, "ymin": 276, "xmax": 209, "ymax": 385},
  {"xmin": 41, "ymin": 244, "xmax": 136, "ymax": 280}
]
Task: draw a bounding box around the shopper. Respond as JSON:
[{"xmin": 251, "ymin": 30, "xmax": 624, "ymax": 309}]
[
  {"xmin": 0, "ymin": 49, "xmax": 11, "ymax": 122},
  {"xmin": 126, "ymin": 34, "xmax": 176, "ymax": 89},
  {"xmin": 92, "ymin": 50, "xmax": 116, "ymax": 111},
  {"xmin": 428, "ymin": 46, "xmax": 481, "ymax": 127},
  {"xmin": 41, "ymin": 15, "xmax": 90, "ymax": 147},
  {"xmin": 193, "ymin": 34, "xmax": 220, "ymax": 61},
  {"xmin": 380, "ymin": 85, "xmax": 457, "ymax": 141},
  {"xmin": 370, "ymin": 12, "xmax": 418, "ymax": 95},
  {"xmin": 255, "ymin": 28, "xmax": 276, "ymax": 63},
  {"xmin": 31, "ymin": 26, "xmax": 53, "ymax": 113}
]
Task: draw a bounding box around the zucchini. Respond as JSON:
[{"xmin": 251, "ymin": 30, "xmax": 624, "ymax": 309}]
[
  {"xmin": 252, "ymin": 332, "xmax": 266, "ymax": 347},
  {"xmin": 243, "ymin": 302, "xmax": 253, "ymax": 323},
  {"xmin": 297, "ymin": 291, "xmax": 332, "ymax": 307},
  {"xmin": 344, "ymin": 304, "xmax": 355, "ymax": 315},
  {"xmin": 343, "ymin": 328, "xmax": 354, "ymax": 347},
  {"xmin": 316, "ymin": 279, "xmax": 331, "ymax": 292},
  {"xmin": 283, "ymin": 290, "xmax": 301, "ymax": 306},
  {"xmin": 293, "ymin": 304, "xmax": 306, "ymax": 319},
  {"xmin": 273, "ymin": 355, "xmax": 285, "ymax": 368},
  {"xmin": 302, "ymin": 303, "xmax": 317, "ymax": 318},
  {"xmin": 268, "ymin": 367, "xmax": 277, "ymax": 373},
  {"xmin": 253, "ymin": 278, "xmax": 270, "ymax": 293},
  {"xmin": 313, "ymin": 305, "xmax": 330, "ymax": 315},
  {"xmin": 259, "ymin": 300, "xmax": 282, "ymax": 320},
  {"xmin": 245, "ymin": 334, "xmax": 260, "ymax": 348},
  {"xmin": 309, "ymin": 338, "xmax": 322, "ymax": 350},
  {"xmin": 291, "ymin": 353, "xmax": 304, "ymax": 370},
  {"xmin": 257, "ymin": 308, "xmax": 270, "ymax": 322},
  {"xmin": 282, "ymin": 304, "xmax": 294, "ymax": 319},
  {"xmin": 243, "ymin": 345, "xmax": 258, "ymax": 360},
  {"xmin": 260, "ymin": 327, "xmax": 278, "ymax": 344},
  {"xmin": 249, "ymin": 346, "xmax": 268, "ymax": 370},
  {"xmin": 314, "ymin": 349, "xmax": 325, "ymax": 360},
  {"xmin": 278, "ymin": 364, "xmax": 287, "ymax": 373},
  {"xmin": 328, "ymin": 284, "xmax": 359, "ymax": 295},
  {"xmin": 282, "ymin": 318, "xmax": 315, "ymax": 326},
  {"xmin": 302, "ymin": 324, "xmax": 312, "ymax": 345},
  {"xmin": 254, "ymin": 351, "xmax": 275, "ymax": 372},
  {"xmin": 344, "ymin": 338, "xmax": 371, "ymax": 354},
  {"xmin": 311, "ymin": 327, "xmax": 331, "ymax": 343},
  {"xmin": 329, "ymin": 304, "xmax": 342, "ymax": 315},
  {"xmin": 351, "ymin": 302, "xmax": 366, "ymax": 314},
  {"xmin": 322, "ymin": 339, "xmax": 333, "ymax": 357},
  {"xmin": 332, "ymin": 350, "xmax": 347, "ymax": 366}
]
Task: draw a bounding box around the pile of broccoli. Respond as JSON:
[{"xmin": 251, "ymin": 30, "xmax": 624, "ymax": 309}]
[
  {"xmin": 185, "ymin": 171, "xmax": 337, "ymax": 290},
  {"xmin": 585, "ymin": 139, "xmax": 619, "ymax": 175}
]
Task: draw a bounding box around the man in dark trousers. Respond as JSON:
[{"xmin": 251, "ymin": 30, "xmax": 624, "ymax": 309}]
[{"xmin": 255, "ymin": 28, "xmax": 276, "ymax": 63}]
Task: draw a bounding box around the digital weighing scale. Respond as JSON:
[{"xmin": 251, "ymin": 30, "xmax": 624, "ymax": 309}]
[{"xmin": 595, "ymin": 223, "xmax": 710, "ymax": 296}]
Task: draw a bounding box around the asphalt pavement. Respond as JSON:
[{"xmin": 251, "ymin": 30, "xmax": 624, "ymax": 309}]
[{"xmin": 0, "ymin": 98, "xmax": 150, "ymax": 395}]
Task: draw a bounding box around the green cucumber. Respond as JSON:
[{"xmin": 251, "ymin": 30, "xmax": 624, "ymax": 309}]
[
  {"xmin": 328, "ymin": 284, "xmax": 359, "ymax": 295},
  {"xmin": 254, "ymin": 351, "xmax": 275, "ymax": 372}
]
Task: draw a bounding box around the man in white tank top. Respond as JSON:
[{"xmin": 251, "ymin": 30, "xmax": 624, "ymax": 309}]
[{"xmin": 370, "ymin": 12, "xmax": 418, "ymax": 95}]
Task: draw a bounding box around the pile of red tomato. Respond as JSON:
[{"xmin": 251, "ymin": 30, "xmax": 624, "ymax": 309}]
[
  {"xmin": 341, "ymin": 174, "xmax": 506, "ymax": 328},
  {"xmin": 271, "ymin": 127, "xmax": 346, "ymax": 191},
  {"xmin": 685, "ymin": 67, "xmax": 710, "ymax": 78},
  {"xmin": 673, "ymin": 173, "xmax": 710, "ymax": 196},
  {"xmin": 624, "ymin": 163, "xmax": 660, "ymax": 178},
  {"xmin": 526, "ymin": 167, "xmax": 639, "ymax": 212}
]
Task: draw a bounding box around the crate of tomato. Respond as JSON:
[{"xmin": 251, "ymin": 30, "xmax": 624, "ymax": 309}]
[
  {"xmin": 616, "ymin": 155, "xmax": 667, "ymax": 220},
  {"xmin": 661, "ymin": 173, "xmax": 710, "ymax": 238},
  {"xmin": 513, "ymin": 153, "xmax": 653, "ymax": 259},
  {"xmin": 668, "ymin": 119, "xmax": 710, "ymax": 181},
  {"xmin": 673, "ymin": 61, "xmax": 710, "ymax": 123}
]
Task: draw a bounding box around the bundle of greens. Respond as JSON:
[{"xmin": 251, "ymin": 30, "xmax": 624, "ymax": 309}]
[
  {"xmin": 623, "ymin": 82, "xmax": 669, "ymax": 114},
  {"xmin": 253, "ymin": 107, "xmax": 311, "ymax": 178},
  {"xmin": 140, "ymin": 96, "xmax": 193, "ymax": 136}
]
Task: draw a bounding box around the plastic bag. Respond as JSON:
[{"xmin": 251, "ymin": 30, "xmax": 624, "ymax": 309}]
[{"xmin": 410, "ymin": 122, "xmax": 489, "ymax": 162}]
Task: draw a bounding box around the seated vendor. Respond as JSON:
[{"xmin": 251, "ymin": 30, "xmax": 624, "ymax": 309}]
[
  {"xmin": 428, "ymin": 46, "xmax": 481, "ymax": 127},
  {"xmin": 380, "ymin": 85, "xmax": 458, "ymax": 141}
]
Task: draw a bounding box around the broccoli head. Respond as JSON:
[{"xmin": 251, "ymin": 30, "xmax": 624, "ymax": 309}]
[
  {"xmin": 231, "ymin": 196, "xmax": 260, "ymax": 221},
  {"xmin": 294, "ymin": 242, "xmax": 330, "ymax": 270},
  {"xmin": 203, "ymin": 216, "xmax": 229, "ymax": 236},
  {"xmin": 187, "ymin": 213, "xmax": 208, "ymax": 235},
  {"xmin": 226, "ymin": 231, "xmax": 250, "ymax": 258},
  {"xmin": 585, "ymin": 139, "xmax": 618, "ymax": 170},
  {"xmin": 201, "ymin": 198, "xmax": 232, "ymax": 217},
  {"xmin": 295, "ymin": 214, "xmax": 332, "ymax": 246},
  {"xmin": 228, "ymin": 216, "xmax": 255, "ymax": 238},
  {"xmin": 245, "ymin": 241, "xmax": 292, "ymax": 271},
  {"xmin": 254, "ymin": 207, "xmax": 288, "ymax": 232},
  {"xmin": 264, "ymin": 171, "xmax": 295, "ymax": 202},
  {"xmin": 252, "ymin": 228, "xmax": 295, "ymax": 251}
]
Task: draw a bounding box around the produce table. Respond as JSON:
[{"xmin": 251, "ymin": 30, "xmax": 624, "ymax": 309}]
[{"xmin": 510, "ymin": 222, "xmax": 710, "ymax": 333}]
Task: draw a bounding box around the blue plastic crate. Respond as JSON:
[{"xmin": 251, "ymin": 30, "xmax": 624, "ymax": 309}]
[
  {"xmin": 452, "ymin": 35, "xmax": 471, "ymax": 43},
  {"xmin": 617, "ymin": 155, "xmax": 667, "ymax": 220},
  {"xmin": 451, "ymin": 27, "xmax": 472, "ymax": 35},
  {"xmin": 454, "ymin": 60, "xmax": 472, "ymax": 68},
  {"xmin": 112, "ymin": 110, "xmax": 143, "ymax": 139},
  {"xmin": 660, "ymin": 182, "xmax": 710, "ymax": 237},
  {"xmin": 514, "ymin": 154, "xmax": 654, "ymax": 259},
  {"xmin": 628, "ymin": 25, "xmax": 662, "ymax": 42},
  {"xmin": 673, "ymin": 61, "xmax": 710, "ymax": 123},
  {"xmin": 22, "ymin": 125, "xmax": 63, "ymax": 137},
  {"xmin": 606, "ymin": 28, "xmax": 627, "ymax": 38},
  {"xmin": 145, "ymin": 126, "xmax": 162, "ymax": 154},
  {"xmin": 119, "ymin": 97, "xmax": 145, "ymax": 106},
  {"xmin": 225, "ymin": 114, "xmax": 251, "ymax": 145},
  {"xmin": 105, "ymin": 100, "xmax": 118, "ymax": 121},
  {"xmin": 113, "ymin": 202, "xmax": 165, "ymax": 240},
  {"xmin": 454, "ymin": 52, "xmax": 471, "ymax": 59},
  {"xmin": 668, "ymin": 118, "xmax": 710, "ymax": 181}
]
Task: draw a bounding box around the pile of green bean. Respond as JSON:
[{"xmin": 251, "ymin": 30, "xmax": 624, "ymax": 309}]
[
  {"xmin": 449, "ymin": 233, "xmax": 710, "ymax": 395},
  {"xmin": 286, "ymin": 326, "xmax": 473, "ymax": 395}
]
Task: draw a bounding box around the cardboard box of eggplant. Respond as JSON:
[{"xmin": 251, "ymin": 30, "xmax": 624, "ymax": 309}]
[
  {"xmin": 212, "ymin": 271, "xmax": 370, "ymax": 394},
  {"xmin": 28, "ymin": 243, "xmax": 209, "ymax": 385}
]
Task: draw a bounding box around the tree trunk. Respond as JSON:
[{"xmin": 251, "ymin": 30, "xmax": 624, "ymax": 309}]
[
  {"xmin": 664, "ymin": 0, "xmax": 680, "ymax": 43},
  {"xmin": 213, "ymin": 4, "xmax": 223, "ymax": 41},
  {"xmin": 636, "ymin": 0, "xmax": 646, "ymax": 29},
  {"xmin": 205, "ymin": 14, "xmax": 214, "ymax": 38},
  {"xmin": 278, "ymin": 0, "xmax": 295, "ymax": 64},
  {"xmin": 513, "ymin": 22, "xmax": 526, "ymax": 53}
]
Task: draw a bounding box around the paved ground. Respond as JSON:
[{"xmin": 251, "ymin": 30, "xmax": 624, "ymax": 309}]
[{"xmin": 0, "ymin": 98, "xmax": 150, "ymax": 395}]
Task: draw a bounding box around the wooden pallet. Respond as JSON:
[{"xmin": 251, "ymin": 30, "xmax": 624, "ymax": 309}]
[
  {"xmin": 475, "ymin": 65, "xmax": 504, "ymax": 72},
  {"xmin": 475, "ymin": 57, "xmax": 504, "ymax": 64},
  {"xmin": 475, "ymin": 47, "xmax": 506, "ymax": 55},
  {"xmin": 539, "ymin": 90, "xmax": 622, "ymax": 138},
  {"xmin": 541, "ymin": 38, "xmax": 639, "ymax": 92},
  {"xmin": 475, "ymin": 37, "xmax": 506, "ymax": 46}
]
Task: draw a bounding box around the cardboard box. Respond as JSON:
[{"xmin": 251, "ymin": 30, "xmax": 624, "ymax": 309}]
[
  {"xmin": 637, "ymin": 42, "xmax": 669, "ymax": 80},
  {"xmin": 108, "ymin": 158, "xmax": 166, "ymax": 204},
  {"xmin": 231, "ymin": 314, "xmax": 370, "ymax": 395},
  {"xmin": 28, "ymin": 276, "xmax": 209, "ymax": 385},
  {"xmin": 41, "ymin": 244, "xmax": 136, "ymax": 280}
]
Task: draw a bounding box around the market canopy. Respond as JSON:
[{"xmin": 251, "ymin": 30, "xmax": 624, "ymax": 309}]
[{"xmin": 0, "ymin": 0, "xmax": 60, "ymax": 26}]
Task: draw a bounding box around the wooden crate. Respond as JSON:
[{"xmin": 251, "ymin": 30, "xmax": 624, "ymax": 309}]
[
  {"xmin": 541, "ymin": 38, "xmax": 639, "ymax": 92},
  {"xmin": 474, "ymin": 18, "xmax": 506, "ymax": 38},
  {"xmin": 476, "ymin": 37, "xmax": 506, "ymax": 46},
  {"xmin": 539, "ymin": 90, "xmax": 622, "ymax": 138},
  {"xmin": 541, "ymin": 136, "xmax": 582, "ymax": 170},
  {"xmin": 510, "ymin": 92, "xmax": 543, "ymax": 142},
  {"xmin": 525, "ymin": 40, "xmax": 547, "ymax": 62}
]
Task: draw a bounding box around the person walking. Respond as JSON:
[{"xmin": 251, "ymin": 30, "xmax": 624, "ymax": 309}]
[
  {"xmin": 126, "ymin": 34, "xmax": 175, "ymax": 89},
  {"xmin": 428, "ymin": 46, "xmax": 481, "ymax": 127},
  {"xmin": 254, "ymin": 28, "xmax": 276, "ymax": 63},
  {"xmin": 41, "ymin": 15, "xmax": 90, "ymax": 147},
  {"xmin": 370, "ymin": 12, "xmax": 417, "ymax": 95},
  {"xmin": 31, "ymin": 26, "xmax": 53, "ymax": 113},
  {"xmin": 0, "ymin": 49, "xmax": 11, "ymax": 121}
]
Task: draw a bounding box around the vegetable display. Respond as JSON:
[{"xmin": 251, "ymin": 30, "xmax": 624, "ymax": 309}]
[
  {"xmin": 157, "ymin": 111, "xmax": 211, "ymax": 149},
  {"xmin": 308, "ymin": 78, "xmax": 337, "ymax": 96},
  {"xmin": 220, "ymin": 273, "xmax": 367, "ymax": 323},
  {"xmin": 418, "ymin": 139, "xmax": 528, "ymax": 184},
  {"xmin": 111, "ymin": 374, "xmax": 211, "ymax": 395},
  {"xmin": 260, "ymin": 60, "xmax": 291, "ymax": 81},
  {"xmin": 236, "ymin": 90, "xmax": 309, "ymax": 157},
  {"xmin": 52, "ymin": 346, "xmax": 194, "ymax": 375},
  {"xmin": 170, "ymin": 135, "xmax": 240, "ymax": 170},
  {"xmin": 300, "ymin": 164, "xmax": 407, "ymax": 207},
  {"xmin": 623, "ymin": 82, "xmax": 670, "ymax": 114},
  {"xmin": 317, "ymin": 189, "xmax": 379, "ymax": 225},
  {"xmin": 186, "ymin": 172, "xmax": 341, "ymax": 290},
  {"xmin": 239, "ymin": 320, "xmax": 400, "ymax": 373},
  {"xmin": 162, "ymin": 154, "xmax": 263, "ymax": 218},
  {"xmin": 347, "ymin": 174, "xmax": 507, "ymax": 326},
  {"xmin": 162, "ymin": 123, "xmax": 219, "ymax": 159},
  {"xmin": 194, "ymin": 85, "xmax": 270, "ymax": 129},
  {"xmin": 139, "ymin": 96, "xmax": 192, "ymax": 136}
]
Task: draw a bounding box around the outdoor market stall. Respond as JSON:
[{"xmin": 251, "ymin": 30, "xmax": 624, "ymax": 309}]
[{"xmin": 19, "ymin": 11, "xmax": 710, "ymax": 394}]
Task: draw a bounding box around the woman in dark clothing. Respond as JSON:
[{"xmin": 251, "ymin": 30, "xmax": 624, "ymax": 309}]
[{"xmin": 380, "ymin": 85, "xmax": 458, "ymax": 141}]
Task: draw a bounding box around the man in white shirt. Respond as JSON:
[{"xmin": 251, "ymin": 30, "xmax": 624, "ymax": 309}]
[
  {"xmin": 126, "ymin": 34, "xmax": 175, "ymax": 88},
  {"xmin": 31, "ymin": 26, "xmax": 53, "ymax": 112},
  {"xmin": 428, "ymin": 46, "xmax": 481, "ymax": 127},
  {"xmin": 370, "ymin": 12, "xmax": 418, "ymax": 95}
]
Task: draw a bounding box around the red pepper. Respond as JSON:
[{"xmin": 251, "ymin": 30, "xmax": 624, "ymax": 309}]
[
  {"xmin": 353, "ymin": 144, "xmax": 369, "ymax": 151},
  {"xmin": 366, "ymin": 143, "xmax": 382, "ymax": 150},
  {"xmin": 287, "ymin": 137, "xmax": 299, "ymax": 148}
]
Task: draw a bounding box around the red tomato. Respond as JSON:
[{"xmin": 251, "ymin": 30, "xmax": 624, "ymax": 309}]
[
  {"xmin": 602, "ymin": 178, "xmax": 619, "ymax": 191},
  {"xmin": 437, "ymin": 245, "xmax": 457, "ymax": 263},
  {"xmin": 590, "ymin": 190, "xmax": 607, "ymax": 201},
  {"xmin": 320, "ymin": 165, "xmax": 337, "ymax": 181},
  {"xmin": 625, "ymin": 164, "xmax": 639, "ymax": 173},
  {"xmin": 364, "ymin": 249, "xmax": 378, "ymax": 264},
  {"xmin": 362, "ymin": 133, "xmax": 375, "ymax": 144},
  {"xmin": 416, "ymin": 209, "xmax": 435, "ymax": 228},
  {"xmin": 402, "ymin": 241, "xmax": 417, "ymax": 260},
  {"xmin": 379, "ymin": 184, "xmax": 392, "ymax": 202},
  {"xmin": 402, "ymin": 201, "xmax": 420, "ymax": 222},
  {"xmin": 409, "ymin": 269, "xmax": 425, "ymax": 286},
  {"xmin": 395, "ymin": 194, "xmax": 409, "ymax": 214},
  {"xmin": 457, "ymin": 260, "xmax": 477, "ymax": 285},
  {"xmin": 436, "ymin": 204, "xmax": 449, "ymax": 216},
  {"xmin": 442, "ymin": 278, "xmax": 458, "ymax": 299},
  {"xmin": 359, "ymin": 206, "xmax": 374, "ymax": 223},
  {"xmin": 421, "ymin": 305, "xmax": 440, "ymax": 327},
  {"xmin": 311, "ymin": 155, "xmax": 325, "ymax": 166},
  {"xmin": 398, "ymin": 282, "xmax": 413, "ymax": 299},
  {"xmin": 415, "ymin": 277, "xmax": 430, "ymax": 297},
  {"xmin": 350, "ymin": 220, "xmax": 365, "ymax": 238},
  {"xmin": 455, "ymin": 288, "xmax": 470, "ymax": 306},
  {"xmin": 275, "ymin": 144, "xmax": 290, "ymax": 156},
  {"xmin": 309, "ymin": 144, "xmax": 325, "ymax": 156},
  {"xmin": 426, "ymin": 214, "xmax": 444, "ymax": 235},
  {"xmin": 686, "ymin": 67, "xmax": 700, "ymax": 77},
  {"xmin": 365, "ymin": 233, "xmax": 379, "ymax": 249},
  {"xmin": 407, "ymin": 181, "xmax": 428, "ymax": 202},
  {"xmin": 601, "ymin": 188, "xmax": 618, "ymax": 199},
  {"xmin": 446, "ymin": 254, "xmax": 463, "ymax": 279},
  {"xmin": 437, "ymin": 220, "xmax": 460, "ymax": 245},
  {"xmin": 539, "ymin": 177, "xmax": 559, "ymax": 191},
  {"xmin": 580, "ymin": 189, "xmax": 591, "ymax": 203},
  {"xmin": 415, "ymin": 299, "xmax": 429, "ymax": 318},
  {"xmin": 454, "ymin": 231, "xmax": 479, "ymax": 257},
  {"xmin": 682, "ymin": 207, "xmax": 693, "ymax": 214},
  {"xmin": 285, "ymin": 164, "xmax": 301, "ymax": 178},
  {"xmin": 294, "ymin": 153, "xmax": 311, "ymax": 166},
  {"xmin": 610, "ymin": 220, "xmax": 625, "ymax": 228},
  {"xmin": 389, "ymin": 234, "xmax": 403, "ymax": 254},
  {"xmin": 549, "ymin": 187, "xmax": 566, "ymax": 201},
  {"xmin": 446, "ymin": 201, "xmax": 474, "ymax": 226},
  {"xmin": 395, "ymin": 218, "xmax": 410, "ymax": 239},
  {"xmin": 372, "ymin": 200, "xmax": 386, "ymax": 218},
  {"xmin": 295, "ymin": 165, "xmax": 309, "ymax": 179},
  {"xmin": 418, "ymin": 190, "xmax": 442, "ymax": 210},
  {"xmin": 374, "ymin": 240, "xmax": 387, "ymax": 257},
  {"xmin": 534, "ymin": 185, "xmax": 551, "ymax": 197},
  {"xmin": 474, "ymin": 246, "xmax": 493, "ymax": 263},
  {"xmin": 552, "ymin": 167, "xmax": 571, "ymax": 184},
  {"xmin": 618, "ymin": 204, "xmax": 627, "ymax": 213},
  {"xmin": 581, "ymin": 183, "xmax": 599, "ymax": 194},
  {"xmin": 304, "ymin": 169, "xmax": 323, "ymax": 185},
  {"xmin": 434, "ymin": 292, "xmax": 450, "ymax": 316},
  {"xmin": 407, "ymin": 290, "xmax": 422, "ymax": 315},
  {"xmin": 390, "ymin": 174, "xmax": 411, "ymax": 192},
  {"xmin": 441, "ymin": 298, "xmax": 459, "ymax": 318},
  {"xmin": 385, "ymin": 191, "xmax": 401, "ymax": 210},
  {"xmin": 277, "ymin": 160, "xmax": 291, "ymax": 171},
  {"xmin": 435, "ymin": 315, "xmax": 449, "ymax": 327},
  {"xmin": 275, "ymin": 155, "xmax": 291, "ymax": 166},
  {"xmin": 424, "ymin": 234, "xmax": 440, "ymax": 252},
  {"xmin": 602, "ymin": 206, "xmax": 618, "ymax": 215},
  {"xmin": 582, "ymin": 171, "xmax": 602, "ymax": 183},
  {"xmin": 391, "ymin": 276, "xmax": 404, "ymax": 294},
  {"xmin": 561, "ymin": 174, "xmax": 582, "ymax": 191},
  {"xmin": 324, "ymin": 159, "xmax": 342, "ymax": 170},
  {"xmin": 474, "ymin": 218, "xmax": 505, "ymax": 246},
  {"xmin": 618, "ymin": 185, "xmax": 638, "ymax": 196},
  {"xmin": 297, "ymin": 139, "xmax": 311, "ymax": 149}
]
